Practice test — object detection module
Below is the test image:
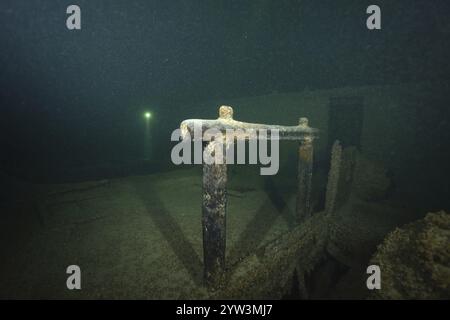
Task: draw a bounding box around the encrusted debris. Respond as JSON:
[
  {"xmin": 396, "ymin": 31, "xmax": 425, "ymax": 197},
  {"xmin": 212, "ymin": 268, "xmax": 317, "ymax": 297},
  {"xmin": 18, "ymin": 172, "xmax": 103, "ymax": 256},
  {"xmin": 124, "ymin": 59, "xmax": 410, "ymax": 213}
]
[{"xmin": 370, "ymin": 211, "xmax": 450, "ymax": 299}]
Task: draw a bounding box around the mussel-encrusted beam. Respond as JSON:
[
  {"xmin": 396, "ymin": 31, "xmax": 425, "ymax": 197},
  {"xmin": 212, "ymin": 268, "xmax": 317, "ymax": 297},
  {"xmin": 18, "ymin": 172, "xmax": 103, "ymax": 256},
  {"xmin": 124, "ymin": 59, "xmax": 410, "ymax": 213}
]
[{"xmin": 181, "ymin": 106, "xmax": 318, "ymax": 141}]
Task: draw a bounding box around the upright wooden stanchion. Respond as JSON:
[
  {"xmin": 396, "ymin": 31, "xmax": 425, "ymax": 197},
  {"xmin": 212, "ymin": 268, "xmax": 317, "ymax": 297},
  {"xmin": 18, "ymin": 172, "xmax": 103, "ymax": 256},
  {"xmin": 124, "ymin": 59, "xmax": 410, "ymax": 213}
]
[
  {"xmin": 296, "ymin": 118, "xmax": 314, "ymax": 223},
  {"xmin": 202, "ymin": 141, "xmax": 227, "ymax": 287}
]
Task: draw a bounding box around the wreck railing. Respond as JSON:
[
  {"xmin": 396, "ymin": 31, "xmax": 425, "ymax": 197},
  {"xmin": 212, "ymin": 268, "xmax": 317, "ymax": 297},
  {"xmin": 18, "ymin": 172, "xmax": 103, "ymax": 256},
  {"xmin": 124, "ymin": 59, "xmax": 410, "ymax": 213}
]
[{"xmin": 179, "ymin": 105, "xmax": 319, "ymax": 287}]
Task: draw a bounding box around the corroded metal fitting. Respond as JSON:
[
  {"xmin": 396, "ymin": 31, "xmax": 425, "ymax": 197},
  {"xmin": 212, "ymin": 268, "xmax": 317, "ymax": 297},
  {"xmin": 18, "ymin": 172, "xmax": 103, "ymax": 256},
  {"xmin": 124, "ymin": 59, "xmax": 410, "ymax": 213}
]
[{"xmin": 219, "ymin": 106, "xmax": 234, "ymax": 120}]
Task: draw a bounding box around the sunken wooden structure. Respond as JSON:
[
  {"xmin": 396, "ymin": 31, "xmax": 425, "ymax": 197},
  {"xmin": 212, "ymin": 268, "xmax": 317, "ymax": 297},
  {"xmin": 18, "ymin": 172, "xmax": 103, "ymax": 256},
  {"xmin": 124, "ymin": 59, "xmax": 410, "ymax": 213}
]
[{"xmin": 180, "ymin": 105, "xmax": 319, "ymax": 286}]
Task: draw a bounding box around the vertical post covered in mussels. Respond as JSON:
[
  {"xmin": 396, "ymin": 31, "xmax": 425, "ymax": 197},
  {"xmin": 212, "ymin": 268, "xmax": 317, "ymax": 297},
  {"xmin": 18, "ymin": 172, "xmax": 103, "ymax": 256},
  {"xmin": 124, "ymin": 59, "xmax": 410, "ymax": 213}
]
[
  {"xmin": 325, "ymin": 140, "xmax": 342, "ymax": 215},
  {"xmin": 202, "ymin": 106, "xmax": 231, "ymax": 287},
  {"xmin": 296, "ymin": 117, "xmax": 314, "ymax": 223},
  {"xmin": 202, "ymin": 159, "xmax": 227, "ymax": 287}
]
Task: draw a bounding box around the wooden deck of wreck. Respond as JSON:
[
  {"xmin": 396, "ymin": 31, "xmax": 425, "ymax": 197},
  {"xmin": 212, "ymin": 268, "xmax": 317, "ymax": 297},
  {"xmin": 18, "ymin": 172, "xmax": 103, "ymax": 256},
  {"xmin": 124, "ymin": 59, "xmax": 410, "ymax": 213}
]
[{"xmin": 0, "ymin": 166, "xmax": 330, "ymax": 299}]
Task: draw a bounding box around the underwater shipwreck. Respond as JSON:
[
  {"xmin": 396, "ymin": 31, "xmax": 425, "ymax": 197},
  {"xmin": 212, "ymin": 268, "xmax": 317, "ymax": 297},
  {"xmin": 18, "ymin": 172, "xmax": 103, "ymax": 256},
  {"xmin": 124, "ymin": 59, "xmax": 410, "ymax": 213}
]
[
  {"xmin": 1, "ymin": 1, "xmax": 449, "ymax": 301},
  {"xmin": 1, "ymin": 90, "xmax": 448, "ymax": 300}
]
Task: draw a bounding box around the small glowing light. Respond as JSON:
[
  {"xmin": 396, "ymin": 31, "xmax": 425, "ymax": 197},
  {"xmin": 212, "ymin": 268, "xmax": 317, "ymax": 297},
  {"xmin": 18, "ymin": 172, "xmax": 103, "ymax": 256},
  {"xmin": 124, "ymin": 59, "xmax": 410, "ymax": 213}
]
[{"xmin": 144, "ymin": 112, "xmax": 152, "ymax": 119}]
